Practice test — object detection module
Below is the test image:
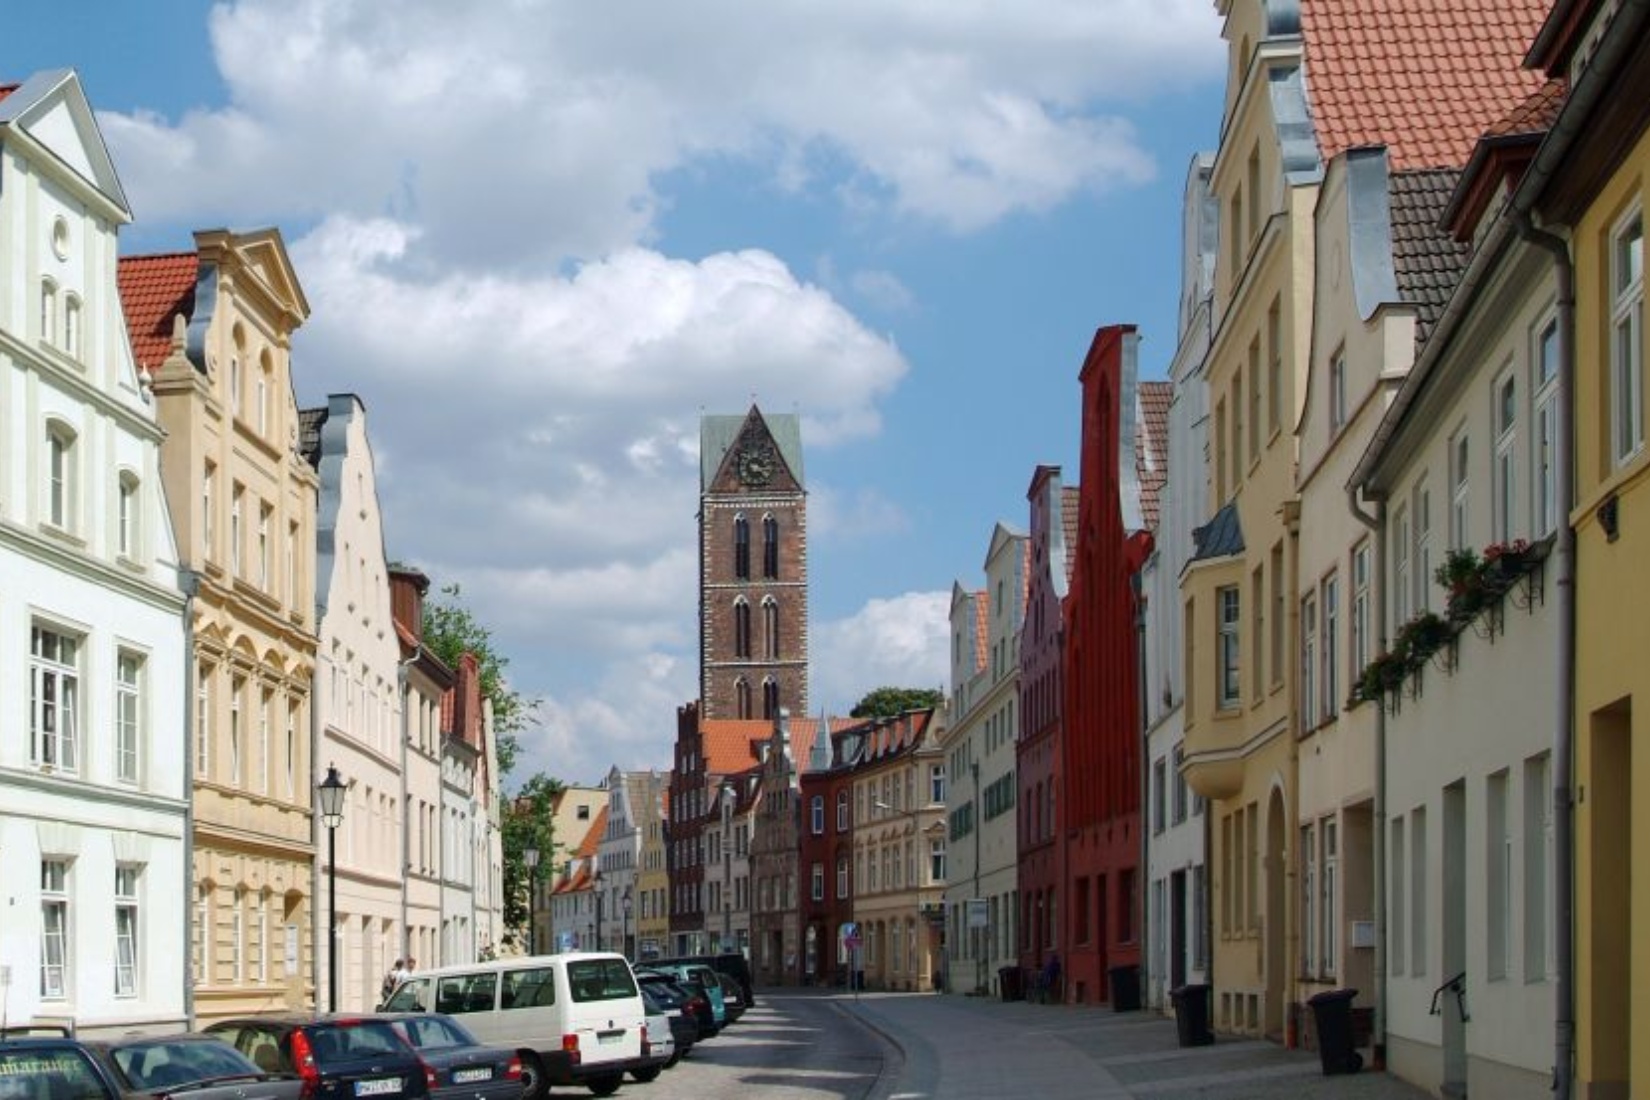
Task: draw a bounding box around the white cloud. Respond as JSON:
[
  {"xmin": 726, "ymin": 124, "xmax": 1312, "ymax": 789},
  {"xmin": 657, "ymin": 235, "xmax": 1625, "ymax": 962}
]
[
  {"xmin": 849, "ymin": 269, "xmax": 916, "ymax": 313},
  {"xmin": 811, "ymin": 591, "xmax": 951, "ymax": 714},
  {"xmin": 809, "ymin": 483, "xmax": 914, "ymax": 543}
]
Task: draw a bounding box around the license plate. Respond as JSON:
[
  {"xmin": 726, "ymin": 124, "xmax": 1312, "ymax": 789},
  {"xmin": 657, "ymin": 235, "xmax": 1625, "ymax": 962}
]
[
  {"xmin": 354, "ymin": 1079, "xmax": 403, "ymax": 1097},
  {"xmin": 597, "ymin": 1030, "xmax": 623, "ymax": 1046},
  {"xmin": 452, "ymin": 1068, "xmax": 492, "ymax": 1084}
]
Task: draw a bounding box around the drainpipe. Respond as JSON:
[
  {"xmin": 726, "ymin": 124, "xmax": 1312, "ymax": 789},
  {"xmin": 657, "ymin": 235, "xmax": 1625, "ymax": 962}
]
[
  {"xmin": 1134, "ymin": 571, "xmax": 1151, "ymax": 1008},
  {"xmin": 1515, "ymin": 211, "xmax": 1575, "ymax": 1100},
  {"xmin": 396, "ymin": 646, "xmax": 420, "ymax": 965},
  {"xmin": 1346, "ymin": 487, "xmax": 1386, "ymax": 1070},
  {"xmin": 179, "ymin": 568, "xmax": 201, "ymax": 1028}
]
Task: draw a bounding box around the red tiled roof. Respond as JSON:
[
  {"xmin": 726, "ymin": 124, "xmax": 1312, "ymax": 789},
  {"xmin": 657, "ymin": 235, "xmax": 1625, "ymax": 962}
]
[
  {"xmin": 0, "ymin": 84, "xmax": 17, "ymax": 104},
  {"xmin": 1136, "ymin": 381, "xmax": 1172, "ymax": 533},
  {"xmin": 699, "ymin": 719, "xmax": 770, "ymax": 773},
  {"xmin": 117, "ymin": 253, "xmax": 197, "ymax": 375},
  {"xmin": 1486, "ymin": 78, "xmax": 1567, "ymax": 138},
  {"xmin": 972, "ymin": 590, "xmax": 988, "ymax": 674},
  {"xmin": 1061, "ymin": 485, "xmax": 1081, "ymax": 586},
  {"xmin": 1301, "ymin": 0, "xmax": 1552, "ymax": 170},
  {"xmin": 575, "ymin": 806, "xmax": 607, "ymax": 859}
]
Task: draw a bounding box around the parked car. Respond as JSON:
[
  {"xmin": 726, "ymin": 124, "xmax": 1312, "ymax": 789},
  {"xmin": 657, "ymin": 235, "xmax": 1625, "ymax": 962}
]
[
  {"xmin": 380, "ymin": 951, "xmax": 651, "ymax": 1098},
  {"xmin": 379, "ymin": 1013, "xmax": 522, "ymax": 1100},
  {"xmin": 630, "ymin": 995, "xmax": 673, "ymax": 1084},
  {"xmin": 636, "ymin": 976, "xmax": 697, "ymax": 1061},
  {"xmin": 0, "ymin": 1034, "xmax": 302, "ymax": 1100},
  {"xmin": 716, "ymin": 972, "xmax": 747, "ymax": 1024},
  {"xmin": 650, "ymin": 954, "xmax": 754, "ymax": 1008},
  {"xmin": 205, "ymin": 1016, "xmax": 433, "ymax": 1100},
  {"xmin": 636, "ymin": 970, "xmax": 716, "ymax": 1043},
  {"xmin": 649, "ymin": 963, "xmax": 726, "ymax": 1031}
]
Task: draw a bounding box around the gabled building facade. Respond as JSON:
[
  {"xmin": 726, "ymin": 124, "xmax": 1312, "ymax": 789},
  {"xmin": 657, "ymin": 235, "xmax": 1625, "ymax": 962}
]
[
  {"xmin": 0, "ymin": 69, "xmax": 190, "ymax": 1036},
  {"xmin": 124, "ymin": 226, "xmax": 322, "ymax": 1023},
  {"xmin": 750, "ymin": 710, "xmax": 819, "ymax": 985}
]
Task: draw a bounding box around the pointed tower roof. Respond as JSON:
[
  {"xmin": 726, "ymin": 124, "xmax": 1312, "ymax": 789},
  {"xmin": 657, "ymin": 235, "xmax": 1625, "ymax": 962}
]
[{"xmin": 700, "ymin": 404, "xmax": 805, "ymax": 490}]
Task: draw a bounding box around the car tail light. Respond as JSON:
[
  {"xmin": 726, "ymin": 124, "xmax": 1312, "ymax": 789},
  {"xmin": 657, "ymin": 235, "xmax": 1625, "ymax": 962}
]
[
  {"xmin": 290, "ymin": 1031, "xmax": 321, "ymax": 1098},
  {"xmin": 419, "ymin": 1059, "xmax": 438, "ymax": 1091},
  {"xmin": 561, "ymin": 1033, "xmax": 581, "ymax": 1067},
  {"xmin": 641, "ymin": 1023, "xmax": 650, "ymax": 1058},
  {"xmin": 504, "ymin": 1056, "xmax": 523, "ymax": 1082}
]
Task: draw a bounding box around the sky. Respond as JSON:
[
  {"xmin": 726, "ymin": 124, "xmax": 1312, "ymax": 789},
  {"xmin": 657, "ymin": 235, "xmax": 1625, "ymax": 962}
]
[{"xmin": 7, "ymin": 0, "xmax": 1224, "ymax": 788}]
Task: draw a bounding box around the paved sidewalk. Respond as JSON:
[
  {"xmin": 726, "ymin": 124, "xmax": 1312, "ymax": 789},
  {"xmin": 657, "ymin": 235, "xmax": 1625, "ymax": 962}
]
[{"xmin": 827, "ymin": 991, "xmax": 1431, "ymax": 1100}]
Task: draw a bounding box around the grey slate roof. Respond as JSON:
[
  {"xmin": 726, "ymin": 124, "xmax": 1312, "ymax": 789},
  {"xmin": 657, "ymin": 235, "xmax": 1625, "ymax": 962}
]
[
  {"xmin": 1389, "ymin": 168, "xmax": 1471, "ymax": 347},
  {"xmin": 1190, "ymin": 501, "xmax": 1245, "ymax": 563},
  {"xmin": 298, "ymin": 406, "xmax": 328, "ymax": 470},
  {"xmin": 701, "ymin": 406, "xmax": 804, "ymax": 490}
]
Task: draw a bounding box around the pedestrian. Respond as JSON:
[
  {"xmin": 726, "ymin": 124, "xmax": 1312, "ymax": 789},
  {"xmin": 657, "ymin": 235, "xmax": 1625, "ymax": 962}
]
[{"xmin": 381, "ymin": 958, "xmax": 404, "ymax": 1003}]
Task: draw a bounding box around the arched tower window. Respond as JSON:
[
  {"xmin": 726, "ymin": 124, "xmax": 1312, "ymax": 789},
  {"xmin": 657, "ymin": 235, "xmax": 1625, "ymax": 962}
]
[
  {"xmin": 763, "ymin": 598, "xmax": 780, "ymax": 659},
  {"xmin": 763, "ymin": 514, "xmax": 779, "ymax": 579},
  {"xmin": 762, "ymin": 678, "xmax": 779, "ymax": 720},
  {"xmin": 734, "ymin": 598, "xmax": 752, "ymax": 658},
  {"xmin": 734, "ymin": 515, "xmax": 750, "ymax": 580},
  {"xmin": 736, "ymin": 678, "xmax": 753, "ymax": 719}
]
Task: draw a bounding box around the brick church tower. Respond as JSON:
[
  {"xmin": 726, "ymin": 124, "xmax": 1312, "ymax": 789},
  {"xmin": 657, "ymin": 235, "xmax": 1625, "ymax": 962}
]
[{"xmin": 699, "ymin": 406, "xmax": 808, "ymax": 719}]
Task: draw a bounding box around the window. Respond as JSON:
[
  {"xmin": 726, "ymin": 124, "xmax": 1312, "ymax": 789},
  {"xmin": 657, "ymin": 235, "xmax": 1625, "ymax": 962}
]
[
  {"xmin": 1322, "ymin": 575, "xmax": 1339, "ymax": 720},
  {"xmin": 257, "ymin": 353, "xmax": 272, "ymax": 435},
  {"xmin": 930, "ymin": 764, "xmax": 945, "ymax": 804},
  {"xmin": 811, "ymin": 863, "xmax": 825, "ymax": 902},
  {"xmin": 46, "ymin": 422, "xmax": 76, "ymax": 530},
  {"xmin": 1494, "ymin": 371, "xmax": 1517, "ymax": 543},
  {"xmin": 734, "ymin": 599, "xmax": 751, "ymax": 658},
  {"xmin": 735, "ymin": 678, "xmax": 752, "ymax": 719},
  {"xmin": 1393, "ymin": 505, "xmax": 1411, "ymax": 624},
  {"xmin": 1232, "ymin": 375, "xmax": 1244, "ymax": 489},
  {"xmin": 202, "ymin": 464, "xmax": 216, "ymax": 559},
  {"xmin": 763, "ymin": 599, "xmax": 779, "ymax": 659},
  {"xmin": 41, "ymin": 278, "xmax": 58, "ymax": 344},
  {"xmin": 196, "ymin": 662, "xmax": 213, "ymax": 777},
  {"xmin": 1351, "ymin": 543, "xmax": 1371, "ymax": 675},
  {"xmin": 1451, "ymin": 434, "xmax": 1470, "ymax": 551},
  {"xmin": 229, "ymin": 676, "xmax": 245, "ymax": 787},
  {"xmin": 1612, "ymin": 209, "xmax": 1644, "ymax": 465},
  {"xmin": 734, "ymin": 516, "xmax": 750, "ymax": 580},
  {"xmin": 229, "ymin": 356, "xmax": 242, "ymax": 417},
  {"xmin": 1152, "ymin": 757, "xmax": 1166, "ymax": 834},
  {"xmin": 1251, "ymin": 566, "xmax": 1265, "ymax": 698},
  {"xmin": 115, "ymin": 865, "xmax": 139, "ymax": 997},
  {"xmin": 810, "ymin": 795, "xmax": 824, "ymax": 835},
  {"xmin": 258, "ymin": 503, "xmax": 272, "ymax": 590},
  {"xmin": 1171, "ymin": 744, "xmax": 1189, "ymax": 825},
  {"xmin": 1217, "ymin": 586, "xmax": 1240, "ymax": 708},
  {"xmin": 259, "ymin": 688, "xmax": 272, "ymax": 795},
  {"xmin": 1249, "ymin": 340, "xmax": 1262, "ymax": 462},
  {"xmin": 1488, "ymin": 770, "xmax": 1511, "ymax": 980},
  {"xmin": 1329, "ymin": 349, "xmax": 1347, "ymax": 432},
  {"xmin": 1411, "ymin": 807, "xmax": 1428, "ymax": 976},
  {"xmin": 1301, "ymin": 824, "xmax": 1315, "ymax": 973},
  {"xmin": 287, "ymin": 522, "xmax": 300, "ymax": 607},
  {"xmin": 1525, "ymin": 753, "xmax": 1552, "ymax": 981},
  {"xmin": 1300, "ymin": 592, "xmax": 1317, "ymax": 728},
  {"xmin": 1269, "ymin": 544, "xmax": 1284, "ymax": 686},
  {"xmin": 1391, "ymin": 816, "xmax": 1407, "ymax": 974},
  {"xmin": 1268, "ymin": 298, "xmax": 1283, "ymax": 434},
  {"xmin": 116, "ymin": 650, "xmax": 143, "ymax": 783},
  {"xmin": 230, "ymin": 484, "xmax": 244, "ymax": 576},
  {"xmin": 929, "ymin": 838, "xmax": 946, "ymax": 884},
  {"xmin": 1321, "ymin": 818, "xmax": 1338, "ymax": 976},
  {"xmin": 41, "ymin": 860, "xmax": 69, "ymax": 998},
  {"xmin": 31, "ymin": 625, "xmax": 80, "ymax": 772},
  {"xmin": 1415, "ymin": 481, "xmax": 1433, "ymax": 613},
  {"xmin": 196, "ymin": 885, "xmax": 212, "ymax": 984},
  {"xmin": 63, "ymin": 294, "xmax": 81, "ymax": 358},
  {"xmin": 118, "ymin": 472, "xmax": 139, "ymax": 558},
  {"xmin": 1534, "ymin": 319, "xmax": 1560, "ymax": 537},
  {"xmin": 762, "ymin": 678, "xmax": 779, "ymax": 720},
  {"xmin": 763, "ymin": 515, "xmax": 779, "ymax": 579}
]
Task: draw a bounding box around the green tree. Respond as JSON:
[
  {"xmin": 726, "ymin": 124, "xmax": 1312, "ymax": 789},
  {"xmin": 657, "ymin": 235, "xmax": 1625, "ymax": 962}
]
[
  {"xmin": 502, "ymin": 772, "xmax": 564, "ymax": 951},
  {"xmin": 422, "ymin": 582, "xmax": 536, "ymax": 777},
  {"xmin": 849, "ymin": 685, "xmax": 944, "ymax": 719}
]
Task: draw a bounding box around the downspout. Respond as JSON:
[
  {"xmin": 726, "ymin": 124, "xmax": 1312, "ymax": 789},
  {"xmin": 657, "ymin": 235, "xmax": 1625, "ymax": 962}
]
[
  {"xmin": 1346, "ymin": 486, "xmax": 1386, "ymax": 1070},
  {"xmin": 1134, "ymin": 572, "xmax": 1151, "ymax": 1008},
  {"xmin": 1515, "ymin": 211, "xmax": 1574, "ymax": 1100},
  {"xmin": 396, "ymin": 646, "xmax": 420, "ymax": 964},
  {"xmin": 179, "ymin": 568, "xmax": 201, "ymax": 1028}
]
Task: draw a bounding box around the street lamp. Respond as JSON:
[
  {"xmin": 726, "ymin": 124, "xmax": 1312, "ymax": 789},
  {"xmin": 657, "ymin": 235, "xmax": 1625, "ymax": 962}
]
[
  {"xmin": 622, "ymin": 886, "xmax": 634, "ymax": 961},
  {"xmin": 317, "ymin": 765, "xmax": 347, "ymax": 1012},
  {"xmin": 524, "ymin": 845, "xmax": 540, "ymax": 955}
]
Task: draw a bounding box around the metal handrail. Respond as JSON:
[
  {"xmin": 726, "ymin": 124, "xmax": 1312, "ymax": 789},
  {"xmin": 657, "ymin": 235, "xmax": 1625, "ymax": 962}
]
[{"xmin": 1428, "ymin": 971, "xmax": 1469, "ymax": 1021}]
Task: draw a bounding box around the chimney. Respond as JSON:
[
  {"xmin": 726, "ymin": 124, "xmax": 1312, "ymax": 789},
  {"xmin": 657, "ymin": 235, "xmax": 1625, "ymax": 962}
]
[{"xmin": 389, "ymin": 565, "xmax": 431, "ymax": 642}]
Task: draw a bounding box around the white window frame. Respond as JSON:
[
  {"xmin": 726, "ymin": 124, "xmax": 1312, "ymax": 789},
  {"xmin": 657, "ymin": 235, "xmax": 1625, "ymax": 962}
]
[
  {"xmin": 1322, "ymin": 817, "xmax": 1338, "ymax": 977},
  {"xmin": 1329, "ymin": 349, "xmax": 1347, "ymax": 433},
  {"xmin": 1217, "ymin": 585, "xmax": 1241, "ymax": 708},
  {"xmin": 1494, "ymin": 368, "xmax": 1518, "ymax": 544},
  {"xmin": 1352, "ymin": 542, "xmax": 1371, "ymax": 674},
  {"xmin": 1301, "ymin": 824, "xmax": 1316, "ymax": 975},
  {"xmin": 1415, "ymin": 480, "xmax": 1434, "ymax": 613},
  {"xmin": 1451, "ymin": 432, "xmax": 1470, "ymax": 551},
  {"xmin": 230, "ymin": 485, "xmax": 244, "ymax": 576},
  {"xmin": 41, "ymin": 859, "xmax": 69, "ymax": 999},
  {"xmin": 1393, "ymin": 505, "xmax": 1411, "ymax": 625},
  {"xmin": 1300, "ymin": 592, "xmax": 1318, "ymax": 728},
  {"xmin": 46, "ymin": 422, "xmax": 76, "ymax": 531},
  {"xmin": 31, "ymin": 624, "xmax": 81, "ymax": 773},
  {"xmin": 115, "ymin": 864, "xmax": 140, "ymax": 997},
  {"xmin": 1611, "ymin": 207, "xmax": 1644, "ymax": 466},
  {"xmin": 1534, "ymin": 316, "xmax": 1561, "ymax": 537},
  {"xmin": 1322, "ymin": 574, "xmax": 1339, "ymax": 720},
  {"xmin": 117, "ymin": 649, "xmax": 143, "ymax": 784},
  {"xmin": 118, "ymin": 471, "xmax": 139, "ymax": 558},
  {"xmin": 202, "ymin": 464, "xmax": 216, "ymax": 559}
]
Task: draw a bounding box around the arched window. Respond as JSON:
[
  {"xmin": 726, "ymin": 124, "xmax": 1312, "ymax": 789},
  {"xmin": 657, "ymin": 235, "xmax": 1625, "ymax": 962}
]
[
  {"xmin": 117, "ymin": 470, "xmax": 140, "ymax": 558},
  {"xmin": 763, "ymin": 515, "xmax": 779, "ymax": 578},
  {"xmin": 734, "ymin": 515, "xmax": 750, "ymax": 579},
  {"xmin": 257, "ymin": 350, "xmax": 274, "ymax": 435},
  {"xmin": 763, "ymin": 598, "xmax": 780, "ymax": 659},
  {"xmin": 735, "ymin": 678, "xmax": 752, "ymax": 719},
  {"xmin": 762, "ymin": 678, "xmax": 780, "ymax": 720},
  {"xmin": 40, "ymin": 279, "xmax": 58, "ymax": 346},
  {"xmin": 734, "ymin": 598, "xmax": 751, "ymax": 658},
  {"xmin": 45, "ymin": 420, "xmax": 77, "ymax": 530},
  {"xmin": 63, "ymin": 294, "xmax": 81, "ymax": 359}
]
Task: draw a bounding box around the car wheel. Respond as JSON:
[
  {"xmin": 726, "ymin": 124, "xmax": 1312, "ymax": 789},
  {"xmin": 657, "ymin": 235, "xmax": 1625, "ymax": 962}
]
[
  {"xmin": 587, "ymin": 1074, "xmax": 623, "ymax": 1096},
  {"xmin": 631, "ymin": 1066, "xmax": 663, "ymax": 1083},
  {"xmin": 519, "ymin": 1052, "xmax": 550, "ymax": 1099},
  {"xmin": 664, "ymin": 1051, "xmax": 680, "ymax": 1069}
]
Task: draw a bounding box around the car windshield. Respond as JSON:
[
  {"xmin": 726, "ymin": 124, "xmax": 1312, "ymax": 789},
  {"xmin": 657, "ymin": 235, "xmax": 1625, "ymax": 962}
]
[
  {"xmin": 0, "ymin": 1048, "xmax": 105, "ymax": 1100},
  {"xmin": 567, "ymin": 958, "xmax": 638, "ymax": 1003},
  {"xmin": 115, "ymin": 1040, "xmax": 256, "ymax": 1088},
  {"xmin": 393, "ymin": 1017, "xmax": 474, "ymax": 1051},
  {"xmin": 309, "ymin": 1022, "xmax": 408, "ymax": 1065}
]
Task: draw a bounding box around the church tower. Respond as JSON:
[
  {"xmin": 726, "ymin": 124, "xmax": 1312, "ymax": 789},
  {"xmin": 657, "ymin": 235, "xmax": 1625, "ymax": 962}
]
[{"xmin": 699, "ymin": 406, "xmax": 808, "ymax": 719}]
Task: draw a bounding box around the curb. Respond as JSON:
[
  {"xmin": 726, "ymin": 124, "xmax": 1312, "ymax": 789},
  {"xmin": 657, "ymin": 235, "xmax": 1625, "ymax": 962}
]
[{"xmin": 828, "ymin": 996, "xmax": 908, "ymax": 1100}]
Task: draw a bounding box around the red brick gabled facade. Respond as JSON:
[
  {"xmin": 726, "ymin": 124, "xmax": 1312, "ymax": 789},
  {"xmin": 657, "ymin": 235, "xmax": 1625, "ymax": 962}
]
[{"xmin": 1062, "ymin": 325, "xmax": 1155, "ymax": 1005}]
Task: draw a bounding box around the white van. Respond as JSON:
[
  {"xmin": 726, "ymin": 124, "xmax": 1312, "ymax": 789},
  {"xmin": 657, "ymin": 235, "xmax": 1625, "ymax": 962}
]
[{"xmin": 382, "ymin": 952, "xmax": 655, "ymax": 1098}]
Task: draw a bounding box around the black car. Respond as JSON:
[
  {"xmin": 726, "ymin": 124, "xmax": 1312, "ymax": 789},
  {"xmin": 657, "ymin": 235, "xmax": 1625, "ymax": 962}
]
[
  {"xmin": 715, "ymin": 972, "xmax": 747, "ymax": 1025},
  {"xmin": 206, "ymin": 1016, "xmax": 432, "ymax": 1100},
  {"xmin": 379, "ymin": 1014, "xmax": 522, "ymax": 1100},
  {"xmin": 0, "ymin": 1034, "xmax": 303, "ymax": 1100},
  {"xmin": 650, "ymin": 954, "xmax": 754, "ymax": 1007},
  {"xmin": 635, "ymin": 970, "xmax": 717, "ymax": 1041},
  {"xmin": 636, "ymin": 980, "xmax": 696, "ymax": 1063}
]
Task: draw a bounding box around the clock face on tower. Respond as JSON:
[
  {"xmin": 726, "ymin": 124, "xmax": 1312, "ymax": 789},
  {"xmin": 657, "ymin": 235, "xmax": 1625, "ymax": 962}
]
[{"xmin": 736, "ymin": 442, "xmax": 776, "ymax": 487}]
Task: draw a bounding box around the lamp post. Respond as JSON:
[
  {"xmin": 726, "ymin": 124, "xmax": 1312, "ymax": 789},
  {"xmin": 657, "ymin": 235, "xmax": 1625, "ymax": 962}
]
[
  {"xmin": 317, "ymin": 765, "xmax": 347, "ymax": 1012},
  {"xmin": 524, "ymin": 845, "xmax": 540, "ymax": 955},
  {"xmin": 622, "ymin": 886, "xmax": 633, "ymax": 961}
]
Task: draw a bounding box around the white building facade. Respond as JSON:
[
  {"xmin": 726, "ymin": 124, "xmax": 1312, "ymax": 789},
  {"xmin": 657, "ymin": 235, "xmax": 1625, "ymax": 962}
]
[
  {"xmin": 304, "ymin": 394, "xmax": 405, "ymax": 1011},
  {"xmin": 0, "ymin": 70, "xmax": 189, "ymax": 1035}
]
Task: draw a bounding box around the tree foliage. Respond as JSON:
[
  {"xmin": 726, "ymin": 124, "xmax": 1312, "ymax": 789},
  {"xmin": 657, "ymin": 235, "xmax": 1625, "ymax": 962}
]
[
  {"xmin": 422, "ymin": 582, "xmax": 536, "ymax": 778},
  {"xmin": 501, "ymin": 772, "xmax": 563, "ymax": 948},
  {"xmin": 849, "ymin": 685, "xmax": 944, "ymax": 719}
]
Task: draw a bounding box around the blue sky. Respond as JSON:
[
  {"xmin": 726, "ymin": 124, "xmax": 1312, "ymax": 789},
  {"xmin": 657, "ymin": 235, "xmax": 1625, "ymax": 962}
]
[{"xmin": 8, "ymin": 0, "xmax": 1223, "ymax": 786}]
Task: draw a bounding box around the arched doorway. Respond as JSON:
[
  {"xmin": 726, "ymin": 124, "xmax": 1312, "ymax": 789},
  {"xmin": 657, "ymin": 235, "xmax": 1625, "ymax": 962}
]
[{"xmin": 1265, "ymin": 787, "xmax": 1287, "ymax": 1039}]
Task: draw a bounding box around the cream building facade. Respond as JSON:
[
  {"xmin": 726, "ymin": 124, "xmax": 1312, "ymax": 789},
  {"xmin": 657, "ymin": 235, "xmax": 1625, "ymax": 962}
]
[
  {"xmin": 304, "ymin": 394, "xmax": 405, "ymax": 1011},
  {"xmin": 128, "ymin": 227, "xmax": 321, "ymax": 1023},
  {"xmin": 0, "ymin": 69, "xmax": 190, "ymax": 1036}
]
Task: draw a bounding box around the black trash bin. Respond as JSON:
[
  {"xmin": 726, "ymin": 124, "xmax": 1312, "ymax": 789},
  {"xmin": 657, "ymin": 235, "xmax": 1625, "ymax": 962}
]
[
  {"xmin": 1307, "ymin": 988, "xmax": 1363, "ymax": 1075},
  {"xmin": 998, "ymin": 965, "xmax": 1024, "ymax": 1002},
  {"xmin": 1108, "ymin": 964, "xmax": 1141, "ymax": 1012},
  {"xmin": 1170, "ymin": 984, "xmax": 1215, "ymax": 1047}
]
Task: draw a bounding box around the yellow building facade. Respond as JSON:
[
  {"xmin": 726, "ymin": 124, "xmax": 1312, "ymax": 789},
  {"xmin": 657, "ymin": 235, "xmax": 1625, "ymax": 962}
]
[{"xmin": 129, "ymin": 228, "xmax": 320, "ymax": 1019}]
